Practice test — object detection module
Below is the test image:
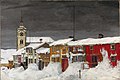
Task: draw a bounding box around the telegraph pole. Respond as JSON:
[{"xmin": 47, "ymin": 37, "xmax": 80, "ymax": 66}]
[
  {"xmin": 72, "ymin": 5, "xmax": 76, "ymax": 41},
  {"xmin": 118, "ymin": 0, "xmax": 120, "ymax": 36}
]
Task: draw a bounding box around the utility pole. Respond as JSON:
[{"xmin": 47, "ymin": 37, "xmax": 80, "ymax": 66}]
[
  {"xmin": 72, "ymin": 5, "xmax": 76, "ymax": 41},
  {"xmin": 118, "ymin": 0, "xmax": 120, "ymax": 36}
]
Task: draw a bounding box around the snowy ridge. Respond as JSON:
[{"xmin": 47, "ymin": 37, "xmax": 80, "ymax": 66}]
[
  {"xmin": 50, "ymin": 38, "xmax": 73, "ymax": 46},
  {"xmin": 36, "ymin": 47, "xmax": 50, "ymax": 54},
  {"xmin": 26, "ymin": 37, "xmax": 54, "ymax": 43},
  {"xmin": 26, "ymin": 43, "xmax": 45, "ymax": 49},
  {"xmin": 13, "ymin": 48, "xmax": 25, "ymax": 55},
  {"xmin": 68, "ymin": 36, "xmax": 120, "ymax": 46}
]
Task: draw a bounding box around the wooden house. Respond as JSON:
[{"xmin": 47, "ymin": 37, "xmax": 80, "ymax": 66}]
[
  {"xmin": 74, "ymin": 37, "xmax": 120, "ymax": 68},
  {"xmin": 67, "ymin": 41, "xmax": 85, "ymax": 63},
  {"xmin": 14, "ymin": 37, "xmax": 54, "ymax": 68},
  {"xmin": 50, "ymin": 38, "xmax": 73, "ymax": 72},
  {"xmin": 36, "ymin": 47, "xmax": 50, "ymax": 67},
  {"xmin": 50, "ymin": 38, "xmax": 73, "ymax": 62},
  {"xmin": 25, "ymin": 42, "xmax": 49, "ymax": 64}
]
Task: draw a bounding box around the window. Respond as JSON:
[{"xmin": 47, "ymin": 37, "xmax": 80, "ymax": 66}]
[
  {"xmin": 20, "ymin": 32, "xmax": 23, "ymax": 36},
  {"xmin": 92, "ymin": 55, "xmax": 98, "ymax": 67},
  {"xmin": 111, "ymin": 44, "xmax": 115, "ymax": 50},
  {"xmin": 92, "ymin": 55, "xmax": 97, "ymax": 62},
  {"xmin": 73, "ymin": 56, "xmax": 77, "ymax": 62},
  {"xmin": 111, "ymin": 56, "xmax": 116, "ymax": 62},
  {"xmin": 78, "ymin": 56, "xmax": 85, "ymax": 62},
  {"xmin": 26, "ymin": 47, "xmax": 33, "ymax": 53},
  {"xmin": 20, "ymin": 40, "xmax": 23, "ymax": 44},
  {"xmin": 34, "ymin": 59, "xmax": 36, "ymax": 63},
  {"xmin": 90, "ymin": 45, "xmax": 93, "ymax": 50},
  {"xmin": 52, "ymin": 58, "xmax": 55, "ymax": 62}
]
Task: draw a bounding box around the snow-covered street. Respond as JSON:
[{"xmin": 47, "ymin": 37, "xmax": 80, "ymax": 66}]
[{"xmin": 1, "ymin": 59, "xmax": 120, "ymax": 80}]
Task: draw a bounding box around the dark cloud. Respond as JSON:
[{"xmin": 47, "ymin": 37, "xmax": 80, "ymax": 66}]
[{"xmin": 1, "ymin": 1, "xmax": 119, "ymax": 48}]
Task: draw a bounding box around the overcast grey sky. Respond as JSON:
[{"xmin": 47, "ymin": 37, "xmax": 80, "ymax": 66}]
[{"xmin": 1, "ymin": 0, "xmax": 119, "ymax": 48}]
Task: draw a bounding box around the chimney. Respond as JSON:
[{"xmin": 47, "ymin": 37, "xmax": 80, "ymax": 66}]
[
  {"xmin": 40, "ymin": 39, "xmax": 43, "ymax": 43},
  {"xmin": 98, "ymin": 34, "xmax": 104, "ymax": 38}
]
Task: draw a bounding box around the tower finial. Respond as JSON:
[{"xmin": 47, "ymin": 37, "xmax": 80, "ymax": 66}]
[{"xmin": 20, "ymin": 10, "xmax": 23, "ymax": 26}]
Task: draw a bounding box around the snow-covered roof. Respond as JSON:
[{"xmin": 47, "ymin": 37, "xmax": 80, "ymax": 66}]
[
  {"xmin": 36, "ymin": 48, "xmax": 50, "ymax": 54},
  {"xmin": 67, "ymin": 41, "xmax": 80, "ymax": 46},
  {"xmin": 1, "ymin": 49, "xmax": 16, "ymax": 62},
  {"xmin": 50, "ymin": 38, "xmax": 73, "ymax": 46},
  {"xmin": 26, "ymin": 37, "xmax": 54, "ymax": 43},
  {"xmin": 14, "ymin": 43, "xmax": 47, "ymax": 55},
  {"xmin": 13, "ymin": 48, "xmax": 25, "ymax": 55},
  {"xmin": 26, "ymin": 42, "xmax": 45, "ymax": 49},
  {"xmin": 68, "ymin": 36, "xmax": 120, "ymax": 46}
]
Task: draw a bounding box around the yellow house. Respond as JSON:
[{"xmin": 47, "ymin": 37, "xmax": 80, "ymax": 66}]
[{"xmin": 50, "ymin": 38, "xmax": 73, "ymax": 62}]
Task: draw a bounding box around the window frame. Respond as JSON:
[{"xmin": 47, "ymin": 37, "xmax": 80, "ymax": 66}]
[
  {"xmin": 111, "ymin": 56, "xmax": 116, "ymax": 62},
  {"xmin": 111, "ymin": 44, "xmax": 115, "ymax": 50},
  {"xmin": 20, "ymin": 39, "xmax": 23, "ymax": 44},
  {"xmin": 90, "ymin": 45, "xmax": 93, "ymax": 50}
]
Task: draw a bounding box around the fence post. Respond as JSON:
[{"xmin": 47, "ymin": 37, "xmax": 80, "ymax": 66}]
[{"xmin": 79, "ymin": 70, "xmax": 81, "ymax": 79}]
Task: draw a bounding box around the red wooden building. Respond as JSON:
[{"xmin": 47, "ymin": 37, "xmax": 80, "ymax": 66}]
[{"xmin": 68, "ymin": 37, "xmax": 120, "ymax": 68}]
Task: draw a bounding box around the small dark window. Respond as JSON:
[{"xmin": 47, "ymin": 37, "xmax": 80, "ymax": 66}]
[
  {"xmin": 90, "ymin": 45, "xmax": 93, "ymax": 50},
  {"xmin": 111, "ymin": 56, "xmax": 116, "ymax": 62},
  {"xmin": 20, "ymin": 32, "xmax": 23, "ymax": 36},
  {"xmin": 83, "ymin": 46, "xmax": 86, "ymax": 51},
  {"xmin": 92, "ymin": 55, "xmax": 97, "ymax": 62},
  {"xmin": 34, "ymin": 59, "xmax": 36, "ymax": 63},
  {"xmin": 111, "ymin": 44, "xmax": 115, "ymax": 50},
  {"xmin": 78, "ymin": 56, "xmax": 85, "ymax": 62},
  {"xmin": 26, "ymin": 47, "xmax": 33, "ymax": 53},
  {"xmin": 20, "ymin": 40, "xmax": 23, "ymax": 44},
  {"xmin": 92, "ymin": 55, "xmax": 98, "ymax": 67}
]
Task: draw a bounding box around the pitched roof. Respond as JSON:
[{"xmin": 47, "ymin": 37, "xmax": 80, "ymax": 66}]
[
  {"xmin": 14, "ymin": 43, "xmax": 47, "ymax": 55},
  {"xmin": 13, "ymin": 48, "xmax": 25, "ymax": 55},
  {"xmin": 26, "ymin": 43, "xmax": 46, "ymax": 49},
  {"xmin": 26, "ymin": 37, "xmax": 54, "ymax": 43},
  {"xmin": 50, "ymin": 38, "xmax": 73, "ymax": 46},
  {"xmin": 67, "ymin": 36, "xmax": 120, "ymax": 46},
  {"xmin": 36, "ymin": 47, "xmax": 50, "ymax": 54}
]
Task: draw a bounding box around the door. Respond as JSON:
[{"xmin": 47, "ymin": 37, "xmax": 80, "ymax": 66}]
[{"xmin": 92, "ymin": 55, "xmax": 98, "ymax": 67}]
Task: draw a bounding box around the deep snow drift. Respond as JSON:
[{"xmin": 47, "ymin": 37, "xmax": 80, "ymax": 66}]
[
  {"xmin": 81, "ymin": 49, "xmax": 120, "ymax": 80},
  {"xmin": 1, "ymin": 49, "xmax": 120, "ymax": 80},
  {"xmin": 1, "ymin": 61, "xmax": 120, "ymax": 80}
]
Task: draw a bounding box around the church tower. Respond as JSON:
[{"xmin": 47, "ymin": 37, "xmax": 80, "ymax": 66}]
[{"xmin": 17, "ymin": 15, "xmax": 26, "ymax": 50}]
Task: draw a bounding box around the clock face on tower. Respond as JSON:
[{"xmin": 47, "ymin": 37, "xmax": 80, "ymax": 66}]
[{"xmin": 20, "ymin": 32, "xmax": 23, "ymax": 36}]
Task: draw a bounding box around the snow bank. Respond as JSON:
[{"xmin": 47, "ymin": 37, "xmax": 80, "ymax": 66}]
[
  {"xmin": 1, "ymin": 63, "xmax": 62, "ymax": 80},
  {"xmin": 1, "ymin": 71, "xmax": 13, "ymax": 80},
  {"xmin": 81, "ymin": 49, "xmax": 120, "ymax": 80},
  {"xmin": 59, "ymin": 62, "xmax": 82, "ymax": 80},
  {"xmin": 1, "ymin": 49, "xmax": 16, "ymax": 61},
  {"xmin": 60, "ymin": 62, "xmax": 81, "ymax": 78},
  {"xmin": 44, "ymin": 62, "xmax": 62, "ymax": 76}
]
